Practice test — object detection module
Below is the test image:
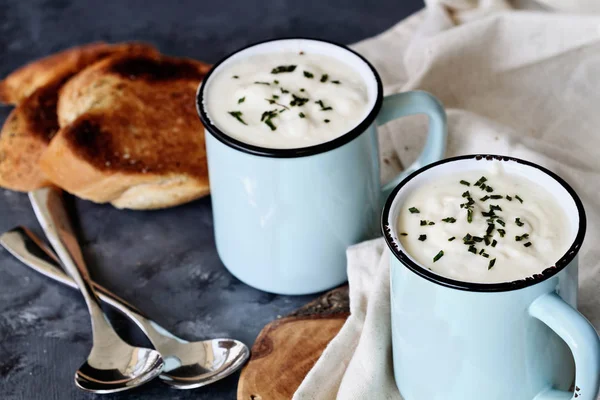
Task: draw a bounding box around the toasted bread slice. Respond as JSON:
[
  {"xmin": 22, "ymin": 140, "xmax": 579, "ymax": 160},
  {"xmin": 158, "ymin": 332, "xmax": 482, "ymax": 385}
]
[
  {"xmin": 41, "ymin": 54, "xmax": 211, "ymax": 209},
  {"xmin": 0, "ymin": 42, "xmax": 158, "ymax": 105}
]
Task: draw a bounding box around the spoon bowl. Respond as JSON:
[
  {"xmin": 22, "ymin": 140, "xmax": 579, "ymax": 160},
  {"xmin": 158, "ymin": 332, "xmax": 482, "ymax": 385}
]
[{"xmin": 159, "ymin": 338, "xmax": 249, "ymax": 389}]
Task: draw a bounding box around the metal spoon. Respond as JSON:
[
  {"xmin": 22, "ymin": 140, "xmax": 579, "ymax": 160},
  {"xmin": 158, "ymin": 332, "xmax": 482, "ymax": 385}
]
[
  {"xmin": 29, "ymin": 187, "xmax": 165, "ymax": 393},
  {"xmin": 0, "ymin": 226, "xmax": 250, "ymax": 389}
]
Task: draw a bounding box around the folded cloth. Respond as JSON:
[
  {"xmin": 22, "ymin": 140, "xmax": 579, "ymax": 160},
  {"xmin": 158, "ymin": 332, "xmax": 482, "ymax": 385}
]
[{"xmin": 294, "ymin": 2, "xmax": 600, "ymax": 399}]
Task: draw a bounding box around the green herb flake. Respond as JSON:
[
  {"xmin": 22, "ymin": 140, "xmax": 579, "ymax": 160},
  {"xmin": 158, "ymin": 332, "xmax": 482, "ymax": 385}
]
[
  {"xmin": 484, "ymin": 236, "xmax": 491, "ymax": 246},
  {"xmin": 273, "ymin": 80, "xmax": 279, "ymax": 85},
  {"xmin": 324, "ymin": 119, "xmax": 330, "ymax": 123},
  {"xmin": 433, "ymin": 250, "xmax": 444, "ymax": 263},
  {"xmin": 315, "ymin": 99, "xmax": 333, "ymax": 111},
  {"xmin": 420, "ymin": 220, "xmax": 427, "ymax": 226},
  {"xmin": 515, "ymin": 218, "xmax": 524, "ymax": 227},
  {"xmin": 486, "ymin": 224, "xmax": 495, "ymax": 235},
  {"xmin": 482, "ymin": 253, "xmax": 490, "ymax": 258},
  {"xmin": 442, "ymin": 217, "xmax": 456, "ymax": 223},
  {"xmin": 479, "ymin": 248, "xmax": 485, "ymax": 255},
  {"xmin": 448, "ymin": 237, "xmax": 456, "ymax": 241},
  {"xmin": 485, "ymin": 186, "xmax": 494, "ymax": 193},
  {"xmin": 490, "ymin": 205, "xmax": 502, "ymax": 211},
  {"xmin": 496, "ymin": 219, "xmax": 506, "ymax": 227},
  {"xmin": 320, "ymin": 74, "xmax": 329, "ymax": 83},
  {"xmin": 480, "ymin": 195, "xmax": 490, "ymax": 202},
  {"xmin": 467, "ymin": 209, "xmax": 473, "ymax": 223},
  {"xmin": 418, "ymin": 234, "xmax": 427, "ymax": 242},
  {"xmin": 271, "ymin": 65, "xmax": 297, "ymax": 74},
  {"xmin": 303, "ymin": 71, "xmax": 314, "ymax": 78},
  {"xmin": 400, "ymin": 232, "xmax": 408, "ymax": 236},
  {"xmin": 238, "ymin": 97, "xmax": 246, "ymax": 104},
  {"xmin": 232, "ymin": 75, "xmax": 239, "ymax": 79},
  {"xmin": 497, "ymin": 229, "xmax": 506, "ymax": 237},
  {"xmin": 488, "ymin": 258, "xmax": 496, "ymax": 270},
  {"xmin": 300, "ymin": 88, "xmax": 305, "ymax": 92},
  {"xmin": 524, "ymin": 242, "xmax": 532, "ymax": 247},
  {"xmin": 299, "ymin": 112, "xmax": 306, "ymax": 118},
  {"xmin": 290, "ymin": 94, "xmax": 309, "ymax": 107},
  {"xmin": 515, "ymin": 195, "xmax": 524, "ymax": 203},
  {"xmin": 408, "ymin": 207, "xmax": 420, "ymax": 214},
  {"xmin": 473, "ymin": 236, "xmax": 484, "ymax": 243},
  {"xmin": 506, "ymin": 195, "xmax": 513, "ymax": 201},
  {"xmin": 264, "ymin": 119, "xmax": 276, "ymax": 131},
  {"xmin": 460, "ymin": 180, "xmax": 470, "ymax": 186},
  {"xmin": 261, "ymin": 110, "xmax": 279, "ymax": 131},
  {"xmin": 515, "ymin": 233, "xmax": 530, "ymax": 242},
  {"xmin": 331, "ymin": 80, "xmax": 341, "ymax": 84},
  {"xmin": 475, "ymin": 176, "xmax": 488, "ymax": 187},
  {"xmin": 490, "ymin": 195, "xmax": 503, "ymax": 199},
  {"xmin": 468, "ymin": 245, "xmax": 477, "ymax": 254},
  {"xmin": 254, "ymin": 81, "xmax": 271, "ymax": 85},
  {"xmin": 491, "ymin": 239, "xmax": 497, "ymax": 247},
  {"xmin": 281, "ymin": 87, "xmax": 290, "ymax": 94},
  {"xmin": 227, "ymin": 111, "xmax": 247, "ymax": 125}
]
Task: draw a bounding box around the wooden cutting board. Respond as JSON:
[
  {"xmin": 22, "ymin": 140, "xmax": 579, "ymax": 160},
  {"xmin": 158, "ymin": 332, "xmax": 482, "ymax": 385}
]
[{"xmin": 237, "ymin": 285, "xmax": 350, "ymax": 400}]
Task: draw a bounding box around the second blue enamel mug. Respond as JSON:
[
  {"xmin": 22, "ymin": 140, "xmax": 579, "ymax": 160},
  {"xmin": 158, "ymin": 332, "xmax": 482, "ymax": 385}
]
[{"xmin": 197, "ymin": 38, "xmax": 447, "ymax": 295}]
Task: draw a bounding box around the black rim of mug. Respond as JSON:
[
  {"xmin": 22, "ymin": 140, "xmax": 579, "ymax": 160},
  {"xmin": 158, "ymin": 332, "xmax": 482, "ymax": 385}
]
[
  {"xmin": 195, "ymin": 37, "xmax": 384, "ymax": 158},
  {"xmin": 381, "ymin": 154, "xmax": 587, "ymax": 293}
]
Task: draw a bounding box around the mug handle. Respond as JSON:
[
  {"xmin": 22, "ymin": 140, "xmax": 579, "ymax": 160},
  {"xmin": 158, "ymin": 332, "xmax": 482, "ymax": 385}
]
[
  {"xmin": 529, "ymin": 292, "xmax": 600, "ymax": 400},
  {"xmin": 376, "ymin": 90, "xmax": 447, "ymax": 199}
]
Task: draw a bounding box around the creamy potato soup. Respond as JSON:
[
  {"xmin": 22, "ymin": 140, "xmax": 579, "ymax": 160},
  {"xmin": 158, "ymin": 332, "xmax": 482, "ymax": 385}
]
[
  {"xmin": 204, "ymin": 51, "xmax": 369, "ymax": 149},
  {"xmin": 397, "ymin": 165, "xmax": 570, "ymax": 283}
]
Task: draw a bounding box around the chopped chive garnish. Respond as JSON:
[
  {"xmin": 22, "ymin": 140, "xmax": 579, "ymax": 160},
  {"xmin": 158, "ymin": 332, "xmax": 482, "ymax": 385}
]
[
  {"xmin": 491, "ymin": 239, "xmax": 497, "ymax": 247},
  {"xmin": 442, "ymin": 217, "xmax": 456, "ymax": 223},
  {"xmin": 271, "ymin": 65, "xmax": 297, "ymax": 74},
  {"xmin": 488, "ymin": 258, "xmax": 496, "ymax": 270},
  {"xmin": 473, "ymin": 236, "xmax": 483, "ymax": 242},
  {"xmin": 467, "ymin": 209, "xmax": 473, "ymax": 223},
  {"xmin": 515, "ymin": 218, "xmax": 524, "ymax": 227},
  {"xmin": 238, "ymin": 97, "xmax": 245, "ymax": 104},
  {"xmin": 515, "ymin": 195, "xmax": 524, "ymax": 203},
  {"xmin": 475, "ymin": 176, "xmax": 488, "ymax": 187},
  {"xmin": 324, "ymin": 119, "xmax": 330, "ymax": 123},
  {"xmin": 463, "ymin": 233, "xmax": 473, "ymax": 242},
  {"xmin": 496, "ymin": 219, "xmax": 506, "ymax": 227},
  {"xmin": 254, "ymin": 81, "xmax": 270, "ymax": 85},
  {"xmin": 261, "ymin": 110, "xmax": 279, "ymax": 131},
  {"xmin": 497, "ymin": 229, "xmax": 506, "ymax": 237},
  {"xmin": 460, "ymin": 180, "xmax": 470, "ymax": 186},
  {"xmin": 484, "ymin": 236, "xmax": 491, "ymax": 246},
  {"xmin": 482, "ymin": 253, "xmax": 490, "ymax": 258},
  {"xmin": 490, "ymin": 205, "xmax": 502, "ymax": 211},
  {"xmin": 482, "ymin": 211, "xmax": 495, "ymax": 217},
  {"xmin": 480, "ymin": 184, "xmax": 487, "ymax": 191},
  {"xmin": 228, "ymin": 111, "xmax": 247, "ymax": 125},
  {"xmin": 479, "ymin": 248, "xmax": 485, "ymax": 255},
  {"xmin": 468, "ymin": 246, "xmax": 477, "ymax": 254},
  {"xmin": 490, "ymin": 195, "xmax": 503, "ymax": 199},
  {"xmin": 418, "ymin": 234, "xmax": 427, "ymax": 241},
  {"xmin": 300, "ymin": 88, "xmax": 305, "ymax": 92},
  {"xmin": 462, "ymin": 191, "xmax": 470, "ymax": 198},
  {"xmin": 408, "ymin": 207, "xmax": 420, "ymax": 214},
  {"xmin": 281, "ymin": 87, "xmax": 290, "ymax": 94},
  {"xmin": 265, "ymin": 119, "xmax": 276, "ymax": 130},
  {"xmin": 420, "ymin": 220, "xmax": 427, "ymax": 226},
  {"xmin": 233, "ymin": 75, "xmax": 239, "ymax": 79},
  {"xmin": 433, "ymin": 250, "xmax": 444, "ymax": 263},
  {"xmin": 480, "ymin": 195, "xmax": 490, "ymax": 202},
  {"xmin": 400, "ymin": 232, "xmax": 408, "ymax": 236},
  {"xmin": 290, "ymin": 94, "xmax": 309, "ymax": 107},
  {"xmin": 320, "ymin": 74, "xmax": 328, "ymax": 83},
  {"xmin": 448, "ymin": 237, "xmax": 456, "ymax": 241},
  {"xmin": 303, "ymin": 71, "xmax": 314, "ymax": 78},
  {"xmin": 515, "ymin": 233, "xmax": 529, "ymax": 242},
  {"xmin": 506, "ymin": 195, "xmax": 512, "ymax": 201},
  {"xmin": 485, "ymin": 186, "xmax": 494, "ymax": 193},
  {"xmin": 486, "ymin": 224, "xmax": 495, "ymax": 235},
  {"xmin": 299, "ymin": 112, "xmax": 306, "ymax": 118},
  {"xmin": 273, "ymin": 94, "xmax": 279, "ymax": 99},
  {"xmin": 331, "ymin": 80, "xmax": 341, "ymax": 84},
  {"xmin": 274, "ymin": 80, "xmax": 279, "ymax": 84},
  {"xmin": 524, "ymin": 242, "xmax": 532, "ymax": 247},
  {"xmin": 315, "ymin": 100, "xmax": 333, "ymax": 111}
]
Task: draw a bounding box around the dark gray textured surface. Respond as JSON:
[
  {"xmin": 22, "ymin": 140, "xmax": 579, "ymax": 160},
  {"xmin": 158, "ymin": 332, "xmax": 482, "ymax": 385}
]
[{"xmin": 0, "ymin": 0, "xmax": 423, "ymax": 398}]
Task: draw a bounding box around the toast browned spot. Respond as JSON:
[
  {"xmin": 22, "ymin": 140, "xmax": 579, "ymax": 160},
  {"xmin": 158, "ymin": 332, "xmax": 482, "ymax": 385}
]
[
  {"xmin": 0, "ymin": 42, "xmax": 158, "ymax": 105},
  {"xmin": 0, "ymin": 42, "xmax": 159, "ymax": 192},
  {"xmin": 41, "ymin": 53, "xmax": 212, "ymax": 209}
]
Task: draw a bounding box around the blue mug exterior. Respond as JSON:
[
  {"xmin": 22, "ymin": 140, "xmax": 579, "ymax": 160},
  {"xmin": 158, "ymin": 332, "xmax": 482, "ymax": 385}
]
[
  {"xmin": 197, "ymin": 38, "xmax": 447, "ymax": 295},
  {"xmin": 382, "ymin": 155, "xmax": 600, "ymax": 400}
]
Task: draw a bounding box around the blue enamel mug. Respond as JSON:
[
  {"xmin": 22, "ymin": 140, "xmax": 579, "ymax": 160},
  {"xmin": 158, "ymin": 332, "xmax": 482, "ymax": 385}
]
[
  {"xmin": 382, "ymin": 155, "xmax": 600, "ymax": 400},
  {"xmin": 197, "ymin": 38, "xmax": 447, "ymax": 295}
]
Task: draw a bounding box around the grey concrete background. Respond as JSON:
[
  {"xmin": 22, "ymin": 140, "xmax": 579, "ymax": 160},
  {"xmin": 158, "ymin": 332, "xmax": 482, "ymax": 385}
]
[{"xmin": 0, "ymin": 0, "xmax": 423, "ymax": 398}]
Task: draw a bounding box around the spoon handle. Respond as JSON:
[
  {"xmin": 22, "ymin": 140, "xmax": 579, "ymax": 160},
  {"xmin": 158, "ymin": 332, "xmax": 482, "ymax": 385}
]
[
  {"xmin": 0, "ymin": 226, "xmax": 185, "ymax": 348},
  {"xmin": 29, "ymin": 188, "xmax": 119, "ymax": 341}
]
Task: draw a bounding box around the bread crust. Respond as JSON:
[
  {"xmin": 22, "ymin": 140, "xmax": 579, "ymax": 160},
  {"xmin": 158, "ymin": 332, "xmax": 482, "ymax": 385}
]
[{"xmin": 42, "ymin": 54, "xmax": 211, "ymax": 209}]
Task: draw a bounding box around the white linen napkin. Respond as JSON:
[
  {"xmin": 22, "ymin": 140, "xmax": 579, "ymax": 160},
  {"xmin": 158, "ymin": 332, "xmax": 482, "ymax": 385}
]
[{"xmin": 294, "ymin": 2, "xmax": 600, "ymax": 399}]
